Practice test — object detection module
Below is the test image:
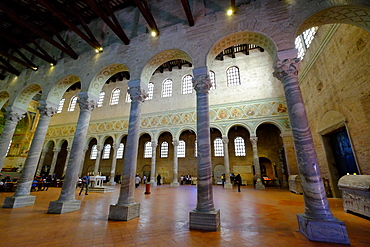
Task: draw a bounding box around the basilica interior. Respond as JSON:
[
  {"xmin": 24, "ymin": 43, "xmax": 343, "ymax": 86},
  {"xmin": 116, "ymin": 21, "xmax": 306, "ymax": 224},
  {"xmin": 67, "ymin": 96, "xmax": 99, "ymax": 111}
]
[{"xmin": 0, "ymin": 0, "xmax": 369, "ymax": 246}]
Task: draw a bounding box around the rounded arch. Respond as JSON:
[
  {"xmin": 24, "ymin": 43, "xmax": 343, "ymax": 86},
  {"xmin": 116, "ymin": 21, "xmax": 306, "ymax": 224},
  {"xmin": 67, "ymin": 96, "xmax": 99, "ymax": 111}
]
[
  {"xmin": 88, "ymin": 63, "xmax": 129, "ymax": 99},
  {"xmin": 117, "ymin": 133, "xmax": 128, "ymax": 143},
  {"xmin": 297, "ymin": 5, "xmax": 370, "ymax": 36},
  {"xmin": 139, "ymin": 131, "xmax": 154, "ymax": 140},
  {"xmin": 55, "ymin": 138, "xmax": 70, "ymax": 149},
  {"xmin": 318, "ymin": 110, "xmax": 347, "ymax": 135},
  {"xmin": 224, "ymin": 122, "xmax": 252, "ymax": 136},
  {"xmin": 99, "ymin": 135, "xmax": 115, "ymax": 146},
  {"xmin": 153, "ymin": 128, "xmax": 175, "ymax": 140},
  {"xmin": 12, "ymin": 84, "xmax": 42, "ymax": 110},
  {"xmin": 0, "ymin": 91, "xmax": 9, "ymax": 109},
  {"xmin": 253, "ymin": 120, "xmax": 286, "ymax": 135},
  {"xmin": 47, "ymin": 75, "xmax": 80, "ymax": 106},
  {"xmin": 43, "ymin": 140, "xmax": 55, "ymax": 150},
  {"xmin": 206, "ymin": 31, "xmax": 278, "ymax": 66},
  {"xmin": 141, "ymin": 49, "xmax": 193, "ymax": 87},
  {"xmin": 175, "ymin": 126, "xmax": 197, "ymax": 140}
]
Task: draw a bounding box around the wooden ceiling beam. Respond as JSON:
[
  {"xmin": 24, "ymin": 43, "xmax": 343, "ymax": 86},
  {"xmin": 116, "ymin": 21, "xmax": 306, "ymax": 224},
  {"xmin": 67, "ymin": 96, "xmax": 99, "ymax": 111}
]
[
  {"xmin": 133, "ymin": 0, "xmax": 159, "ymax": 35},
  {"xmin": 14, "ymin": 49, "xmax": 37, "ymax": 67},
  {"xmin": 176, "ymin": 59, "xmax": 182, "ymax": 69},
  {"xmin": 0, "ymin": 1, "xmax": 78, "ymax": 59},
  {"xmin": 86, "ymin": 0, "xmax": 130, "ymax": 45},
  {"xmin": 0, "ymin": 50, "xmax": 36, "ymax": 70},
  {"xmin": 0, "ymin": 57, "xmax": 20, "ymax": 76},
  {"xmin": 35, "ymin": 0, "xmax": 101, "ymax": 50},
  {"xmin": 180, "ymin": 0, "xmax": 194, "ymax": 26}
]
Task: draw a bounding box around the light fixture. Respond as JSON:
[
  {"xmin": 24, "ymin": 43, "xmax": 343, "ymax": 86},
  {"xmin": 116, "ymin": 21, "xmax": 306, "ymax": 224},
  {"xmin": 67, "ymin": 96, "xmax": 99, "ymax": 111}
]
[
  {"xmin": 95, "ymin": 47, "xmax": 103, "ymax": 53},
  {"xmin": 32, "ymin": 67, "xmax": 38, "ymax": 71},
  {"xmin": 151, "ymin": 31, "xmax": 157, "ymax": 37},
  {"xmin": 50, "ymin": 63, "xmax": 54, "ymax": 67},
  {"xmin": 227, "ymin": 9, "xmax": 234, "ymax": 16}
]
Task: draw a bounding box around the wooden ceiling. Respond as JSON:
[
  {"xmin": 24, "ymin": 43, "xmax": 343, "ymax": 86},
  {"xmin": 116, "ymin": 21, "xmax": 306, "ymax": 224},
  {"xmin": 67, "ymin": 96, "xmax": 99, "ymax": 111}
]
[{"xmin": 0, "ymin": 0, "xmax": 237, "ymax": 80}]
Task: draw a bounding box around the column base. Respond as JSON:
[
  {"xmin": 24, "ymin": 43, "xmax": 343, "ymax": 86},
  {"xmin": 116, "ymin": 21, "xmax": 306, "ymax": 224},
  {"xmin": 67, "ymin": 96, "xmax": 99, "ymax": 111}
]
[
  {"xmin": 170, "ymin": 182, "xmax": 179, "ymax": 187},
  {"xmin": 255, "ymin": 181, "xmax": 265, "ymax": 190},
  {"xmin": 224, "ymin": 182, "xmax": 233, "ymax": 189},
  {"xmin": 189, "ymin": 209, "xmax": 220, "ymax": 231},
  {"xmin": 108, "ymin": 203, "xmax": 140, "ymax": 221},
  {"xmin": 149, "ymin": 181, "xmax": 157, "ymax": 186},
  {"xmin": 297, "ymin": 214, "xmax": 350, "ymax": 244},
  {"xmin": 107, "ymin": 181, "xmax": 116, "ymax": 186},
  {"xmin": 3, "ymin": 195, "xmax": 36, "ymax": 208},
  {"xmin": 47, "ymin": 199, "xmax": 81, "ymax": 214}
]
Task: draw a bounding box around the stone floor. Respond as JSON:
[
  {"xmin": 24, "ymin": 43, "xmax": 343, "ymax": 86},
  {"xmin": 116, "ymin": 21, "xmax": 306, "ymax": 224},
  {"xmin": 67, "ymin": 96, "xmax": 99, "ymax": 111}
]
[{"xmin": 0, "ymin": 184, "xmax": 369, "ymax": 247}]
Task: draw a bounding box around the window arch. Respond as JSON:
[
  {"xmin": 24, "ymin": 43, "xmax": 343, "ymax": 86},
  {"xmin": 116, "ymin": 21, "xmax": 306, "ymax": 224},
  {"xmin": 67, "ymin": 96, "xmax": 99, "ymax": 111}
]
[
  {"xmin": 209, "ymin": 71, "xmax": 216, "ymax": 90},
  {"xmin": 160, "ymin": 141, "xmax": 169, "ymax": 158},
  {"xmin": 214, "ymin": 137, "xmax": 224, "ymax": 157},
  {"xmin": 226, "ymin": 66, "xmax": 241, "ymax": 86},
  {"xmin": 56, "ymin": 98, "xmax": 65, "ymax": 113},
  {"xmin": 96, "ymin": 91, "xmax": 105, "ymax": 107},
  {"xmin": 182, "ymin": 75, "xmax": 193, "ymax": 94},
  {"xmin": 144, "ymin": 141, "xmax": 152, "ymax": 158},
  {"xmin": 117, "ymin": 143, "xmax": 124, "ymax": 159},
  {"xmin": 110, "ymin": 88, "xmax": 120, "ymax": 105},
  {"xmin": 178, "ymin": 140, "xmax": 186, "ymax": 157},
  {"xmin": 234, "ymin": 136, "xmax": 246, "ymax": 156},
  {"xmin": 146, "ymin": 82, "xmax": 154, "ymax": 100},
  {"xmin": 295, "ymin": 27, "xmax": 318, "ymax": 59},
  {"xmin": 68, "ymin": 96, "xmax": 78, "ymax": 111},
  {"xmin": 102, "ymin": 144, "xmax": 111, "ymax": 159},
  {"xmin": 90, "ymin": 144, "xmax": 98, "ymax": 159},
  {"xmin": 162, "ymin": 79, "xmax": 172, "ymax": 98}
]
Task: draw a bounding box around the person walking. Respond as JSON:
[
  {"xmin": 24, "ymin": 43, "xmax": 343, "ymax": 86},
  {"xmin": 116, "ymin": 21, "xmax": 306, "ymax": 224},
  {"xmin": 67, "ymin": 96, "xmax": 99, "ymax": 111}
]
[
  {"xmin": 135, "ymin": 174, "xmax": 141, "ymax": 189},
  {"xmin": 157, "ymin": 174, "xmax": 161, "ymax": 185},
  {"xmin": 235, "ymin": 173, "xmax": 242, "ymax": 192},
  {"xmin": 79, "ymin": 172, "xmax": 90, "ymax": 195}
]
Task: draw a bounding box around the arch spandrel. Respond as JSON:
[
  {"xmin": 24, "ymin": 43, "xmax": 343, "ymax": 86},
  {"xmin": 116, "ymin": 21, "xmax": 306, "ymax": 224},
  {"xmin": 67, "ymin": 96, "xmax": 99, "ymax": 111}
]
[
  {"xmin": 88, "ymin": 63, "xmax": 129, "ymax": 99},
  {"xmin": 47, "ymin": 75, "xmax": 80, "ymax": 106},
  {"xmin": 141, "ymin": 49, "xmax": 193, "ymax": 87},
  {"xmin": 12, "ymin": 84, "xmax": 42, "ymax": 111},
  {"xmin": 207, "ymin": 31, "xmax": 278, "ymax": 66}
]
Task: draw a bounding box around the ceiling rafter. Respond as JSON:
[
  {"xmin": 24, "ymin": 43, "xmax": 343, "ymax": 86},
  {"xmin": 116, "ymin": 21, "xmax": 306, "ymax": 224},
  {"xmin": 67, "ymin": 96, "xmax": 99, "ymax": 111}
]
[
  {"xmin": 133, "ymin": 0, "xmax": 159, "ymax": 35},
  {"xmin": 0, "ymin": 57, "xmax": 20, "ymax": 76},
  {"xmin": 86, "ymin": 0, "xmax": 130, "ymax": 45},
  {"xmin": 0, "ymin": 50, "xmax": 36, "ymax": 70},
  {"xmin": 180, "ymin": 0, "xmax": 194, "ymax": 26},
  {"xmin": 35, "ymin": 0, "xmax": 102, "ymax": 50}
]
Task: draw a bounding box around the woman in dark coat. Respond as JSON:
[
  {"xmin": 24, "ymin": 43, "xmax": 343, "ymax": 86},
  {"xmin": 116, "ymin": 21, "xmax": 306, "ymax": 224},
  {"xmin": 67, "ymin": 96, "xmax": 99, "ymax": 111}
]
[{"xmin": 235, "ymin": 174, "xmax": 242, "ymax": 192}]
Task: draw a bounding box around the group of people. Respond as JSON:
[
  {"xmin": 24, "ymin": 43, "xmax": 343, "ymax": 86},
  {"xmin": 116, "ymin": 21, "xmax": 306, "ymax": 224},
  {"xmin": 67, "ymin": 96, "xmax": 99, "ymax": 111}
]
[
  {"xmin": 221, "ymin": 173, "xmax": 243, "ymax": 192},
  {"xmin": 180, "ymin": 174, "xmax": 193, "ymax": 185},
  {"xmin": 31, "ymin": 175, "xmax": 53, "ymax": 191}
]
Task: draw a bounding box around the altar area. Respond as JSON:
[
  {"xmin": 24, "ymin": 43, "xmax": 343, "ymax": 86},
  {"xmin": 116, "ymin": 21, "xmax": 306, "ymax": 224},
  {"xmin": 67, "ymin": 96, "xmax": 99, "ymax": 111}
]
[{"xmin": 88, "ymin": 175, "xmax": 114, "ymax": 193}]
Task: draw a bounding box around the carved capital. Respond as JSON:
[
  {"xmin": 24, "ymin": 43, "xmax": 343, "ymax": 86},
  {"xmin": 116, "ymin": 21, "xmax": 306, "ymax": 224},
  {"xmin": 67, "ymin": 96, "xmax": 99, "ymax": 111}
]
[
  {"xmin": 151, "ymin": 140, "xmax": 158, "ymax": 148},
  {"xmin": 5, "ymin": 111, "xmax": 25, "ymax": 122},
  {"xmin": 193, "ymin": 74, "xmax": 212, "ymax": 93},
  {"xmin": 78, "ymin": 97, "xmax": 95, "ymax": 111},
  {"xmin": 273, "ymin": 58, "xmax": 300, "ymax": 82},
  {"xmin": 250, "ymin": 136, "xmax": 258, "ymax": 147},
  {"xmin": 172, "ymin": 139, "xmax": 179, "ymax": 146},
  {"xmin": 222, "ymin": 136, "xmax": 229, "ymax": 144},
  {"xmin": 128, "ymin": 86, "xmax": 147, "ymax": 103},
  {"xmin": 38, "ymin": 105, "xmax": 56, "ymax": 117}
]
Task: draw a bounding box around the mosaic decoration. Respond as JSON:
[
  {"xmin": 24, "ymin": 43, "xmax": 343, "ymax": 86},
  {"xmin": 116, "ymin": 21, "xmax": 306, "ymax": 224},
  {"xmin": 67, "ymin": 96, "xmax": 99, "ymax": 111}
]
[
  {"xmin": 14, "ymin": 84, "xmax": 42, "ymax": 110},
  {"xmin": 48, "ymin": 75, "xmax": 80, "ymax": 105}
]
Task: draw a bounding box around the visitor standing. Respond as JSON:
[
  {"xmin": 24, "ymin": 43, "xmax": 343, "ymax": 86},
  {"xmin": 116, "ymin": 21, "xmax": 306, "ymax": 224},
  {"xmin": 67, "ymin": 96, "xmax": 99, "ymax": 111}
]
[
  {"xmin": 235, "ymin": 173, "xmax": 242, "ymax": 192},
  {"xmin": 79, "ymin": 172, "xmax": 90, "ymax": 195}
]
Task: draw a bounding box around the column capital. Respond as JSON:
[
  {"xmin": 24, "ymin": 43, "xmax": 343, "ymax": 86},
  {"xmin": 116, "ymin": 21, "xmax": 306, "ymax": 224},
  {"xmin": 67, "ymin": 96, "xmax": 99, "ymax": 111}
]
[
  {"xmin": 78, "ymin": 97, "xmax": 95, "ymax": 112},
  {"xmin": 273, "ymin": 58, "xmax": 300, "ymax": 82},
  {"xmin": 96, "ymin": 145, "xmax": 103, "ymax": 151},
  {"xmin": 151, "ymin": 140, "xmax": 158, "ymax": 148},
  {"xmin": 172, "ymin": 139, "xmax": 179, "ymax": 146},
  {"xmin": 221, "ymin": 135, "xmax": 229, "ymax": 144},
  {"xmin": 66, "ymin": 147, "xmax": 71, "ymax": 152},
  {"xmin": 193, "ymin": 74, "xmax": 212, "ymax": 94},
  {"xmin": 38, "ymin": 105, "xmax": 56, "ymax": 117},
  {"xmin": 250, "ymin": 136, "xmax": 258, "ymax": 146},
  {"xmin": 53, "ymin": 147, "xmax": 61, "ymax": 152},
  {"xmin": 128, "ymin": 86, "xmax": 147, "ymax": 103},
  {"xmin": 4, "ymin": 110, "xmax": 25, "ymax": 122}
]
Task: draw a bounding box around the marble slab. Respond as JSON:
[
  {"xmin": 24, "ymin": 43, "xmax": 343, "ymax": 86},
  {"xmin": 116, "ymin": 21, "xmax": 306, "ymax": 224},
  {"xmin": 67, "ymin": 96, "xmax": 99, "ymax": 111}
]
[
  {"xmin": 108, "ymin": 203, "xmax": 140, "ymax": 221},
  {"xmin": 189, "ymin": 209, "xmax": 220, "ymax": 231},
  {"xmin": 3, "ymin": 195, "xmax": 36, "ymax": 208},
  {"xmin": 47, "ymin": 200, "xmax": 81, "ymax": 214}
]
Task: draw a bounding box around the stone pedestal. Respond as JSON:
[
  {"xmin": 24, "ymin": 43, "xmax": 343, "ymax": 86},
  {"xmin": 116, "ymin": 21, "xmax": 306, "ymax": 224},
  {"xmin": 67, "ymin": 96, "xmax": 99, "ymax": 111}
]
[
  {"xmin": 297, "ymin": 214, "xmax": 350, "ymax": 244},
  {"xmin": 3, "ymin": 195, "xmax": 36, "ymax": 208},
  {"xmin": 108, "ymin": 181, "xmax": 116, "ymax": 186},
  {"xmin": 47, "ymin": 200, "xmax": 81, "ymax": 214},
  {"xmin": 170, "ymin": 182, "xmax": 179, "ymax": 187},
  {"xmin": 108, "ymin": 203, "xmax": 140, "ymax": 221},
  {"xmin": 224, "ymin": 182, "xmax": 233, "ymax": 189},
  {"xmin": 189, "ymin": 209, "xmax": 220, "ymax": 231}
]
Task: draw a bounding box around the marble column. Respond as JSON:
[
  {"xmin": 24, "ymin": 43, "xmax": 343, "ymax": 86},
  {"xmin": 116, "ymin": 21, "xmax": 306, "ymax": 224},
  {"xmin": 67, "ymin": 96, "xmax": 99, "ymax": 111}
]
[
  {"xmin": 171, "ymin": 139, "xmax": 180, "ymax": 187},
  {"xmin": 0, "ymin": 108, "xmax": 25, "ymax": 170},
  {"xmin": 78, "ymin": 147, "xmax": 88, "ymax": 176},
  {"xmin": 109, "ymin": 85, "xmax": 145, "ymax": 221},
  {"xmin": 62, "ymin": 147, "xmax": 71, "ymax": 177},
  {"xmin": 273, "ymin": 53, "xmax": 349, "ymax": 244},
  {"xmin": 149, "ymin": 140, "xmax": 157, "ymax": 186},
  {"xmin": 250, "ymin": 136, "xmax": 265, "ymax": 190},
  {"xmin": 4, "ymin": 104, "xmax": 56, "ymax": 208},
  {"xmin": 48, "ymin": 94, "xmax": 95, "ymax": 214},
  {"xmin": 189, "ymin": 67, "xmax": 220, "ymax": 231},
  {"xmin": 108, "ymin": 142, "xmax": 119, "ymax": 186},
  {"xmin": 93, "ymin": 145, "xmax": 103, "ymax": 175},
  {"xmin": 49, "ymin": 147, "xmax": 61, "ymax": 175},
  {"xmin": 221, "ymin": 136, "xmax": 232, "ymax": 189},
  {"xmin": 36, "ymin": 149, "xmax": 48, "ymax": 176}
]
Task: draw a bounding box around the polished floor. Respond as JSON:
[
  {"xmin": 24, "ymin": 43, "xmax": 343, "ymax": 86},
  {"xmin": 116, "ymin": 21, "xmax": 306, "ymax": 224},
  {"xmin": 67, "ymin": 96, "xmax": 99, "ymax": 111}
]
[{"xmin": 0, "ymin": 184, "xmax": 369, "ymax": 247}]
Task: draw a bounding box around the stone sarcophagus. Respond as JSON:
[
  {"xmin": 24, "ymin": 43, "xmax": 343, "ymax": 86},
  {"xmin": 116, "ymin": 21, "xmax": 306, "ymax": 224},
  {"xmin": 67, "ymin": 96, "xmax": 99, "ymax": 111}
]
[{"xmin": 338, "ymin": 175, "xmax": 370, "ymax": 218}]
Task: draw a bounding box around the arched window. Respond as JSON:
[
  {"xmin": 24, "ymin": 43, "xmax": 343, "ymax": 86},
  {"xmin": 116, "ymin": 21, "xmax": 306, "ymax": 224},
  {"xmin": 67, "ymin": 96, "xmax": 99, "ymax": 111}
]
[
  {"xmin": 144, "ymin": 141, "xmax": 152, "ymax": 158},
  {"xmin": 209, "ymin": 71, "xmax": 216, "ymax": 90},
  {"xmin": 226, "ymin": 66, "xmax": 241, "ymax": 86},
  {"xmin": 295, "ymin": 27, "xmax": 318, "ymax": 59},
  {"xmin": 117, "ymin": 143, "xmax": 124, "ymax": 159},
  {"xmin": 194, "ymin": 139, "xmax": 197, "ymax": 157},
  {"xmin": 178, "ymin": 140, "xmax": 185, "ymax": 157},
  {"xmin": 102, "ymin": 144, "xmax": 111, "ymax": 159},
  {"xmin": 68, "ymin": 96, "xmax": 78, "ymax": 111},
  {"xmin": 182, "ymin": 75, "xmax": 193, "ymax": 94},
  {"xmin": 96, "ymin": 91, "xmax": 105, "ymax": 107},
  {"xmin": 6, "ymin": 140, "xmax": 12, "ymax": 156},
  {"xmin": 56, "ymin": 98, "xmax": 65, "ymax": 113},
  {"xmin": 234, "ymin": 136, "xmax": 246, "ymax": 156},
  {"xmin": 162, "ymin": 79, "xmax": 172, "ymax": 98},
  {"xmin": 110, "ymin": 88, "xmax": 120, "ymax": 105},
  {"xmin": 126, "ymin": 91, "xmax": 132, "ymax": 103},
  {"xmin": 90, "ymin": 145, "xmax": 98, "ymax": 159},
  {"xmin": 146, "ymin": 82, "xmax": 154, "ymax": 100},
  {"xmin": 214, "ymin": 137, "xmax": 224, "ymax": 157},
  {"xmin": 160, "ymin": 141, "xmax": 169, "ymax": 158}
]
